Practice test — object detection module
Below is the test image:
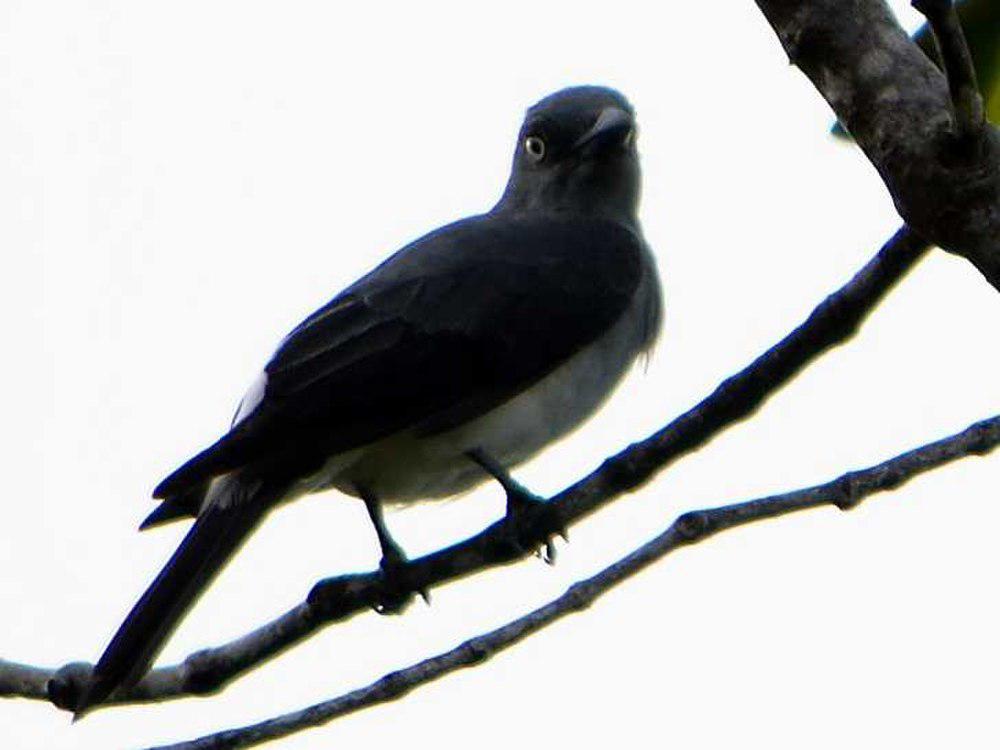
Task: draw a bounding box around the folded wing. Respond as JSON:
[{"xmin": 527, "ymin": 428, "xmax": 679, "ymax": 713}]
[{"xmin": 153, "ymin": 214, "xmax": 645, "ymax": 500}]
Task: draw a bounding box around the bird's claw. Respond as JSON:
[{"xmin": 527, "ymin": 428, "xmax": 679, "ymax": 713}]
[
  {"xmin": 504, "ymin": 484, "xmax": 545, "ymax": 517},
  {"xmin": 534, "ymin": 537, "xmax": 558, "ymax": 566},
  {"xmin": 46, "ymin": 662, "xmax": 93, "ymax": 713},
  {"xmin": 502, "ymin": 487, "xmax": 566, "ymax": 565},
  {"xmin": 371, "ymin": 544, "xmax": 429, "ymax": 614}
]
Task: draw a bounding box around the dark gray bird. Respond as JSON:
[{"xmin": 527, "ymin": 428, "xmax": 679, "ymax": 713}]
[{"xmin": 72, "ymin": 85, "xmax": 662, "ymax": 713}]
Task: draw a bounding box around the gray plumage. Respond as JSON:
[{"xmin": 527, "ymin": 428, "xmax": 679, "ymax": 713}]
[{"xmin": 72, "ymin": 85, "xmax": 662, "ymax": 714}]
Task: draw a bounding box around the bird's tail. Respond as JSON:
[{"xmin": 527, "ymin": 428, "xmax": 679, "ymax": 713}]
[{"xmin": 73, "ymin": 472, "xmax": 285, "ymax": 716}]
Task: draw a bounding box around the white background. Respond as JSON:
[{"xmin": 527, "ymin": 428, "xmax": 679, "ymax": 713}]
[{"xmin": 3, "ymin": 2, "xmax": 999, "ymax": 748}]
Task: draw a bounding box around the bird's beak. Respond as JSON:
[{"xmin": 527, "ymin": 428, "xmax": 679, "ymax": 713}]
[{"xmin": 572, "ymin": 107, "xmax": 634, "ymax": 153}]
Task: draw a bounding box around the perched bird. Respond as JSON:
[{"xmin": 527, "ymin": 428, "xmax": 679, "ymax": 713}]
[
  {"xmin": 71, "ymin": 85, "xmax": 662, "ymax": 713},
  {"xmin": 833, "ymin": 0, "xmax": 1000, "ymax": 137}
]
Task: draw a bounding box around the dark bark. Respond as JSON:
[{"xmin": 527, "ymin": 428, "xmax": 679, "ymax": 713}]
[{"xmin": 755, "ymin": 0, "xmax": 1000, "ymax": 289}]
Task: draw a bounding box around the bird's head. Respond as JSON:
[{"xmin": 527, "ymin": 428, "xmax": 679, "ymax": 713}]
[{"xmin": 496, "ymin": 86, "xmax": 640, "ymax": 221}]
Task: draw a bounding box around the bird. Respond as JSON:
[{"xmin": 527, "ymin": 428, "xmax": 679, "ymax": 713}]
[
  {"xmin": 833, "ymin": 0, "xmax": 1000, "ymax": 137},
  {"xmin": 69, "ymin": 85, "xmax": 662, "ymax": 714}
]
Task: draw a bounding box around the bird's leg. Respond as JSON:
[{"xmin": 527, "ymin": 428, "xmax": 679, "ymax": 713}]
[
  {"xmin": 466, "ymin": 449, "xmax": 564, "ymax": 564},
  {"xmin": 357, "ymin": 484, "xmax": 428, "ymax": 613},
  {"xmin": 361, "ymin": 488, "xmax": 406, "ymax": 570},
  {"xmin": 466, "ymin": 448, "xmax": 544, "ymax": 515}
]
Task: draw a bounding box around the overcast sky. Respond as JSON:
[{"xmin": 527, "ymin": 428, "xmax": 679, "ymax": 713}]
[{"xmin": 3, "ymin": 1, "xmax": 999, "ymax": 748}]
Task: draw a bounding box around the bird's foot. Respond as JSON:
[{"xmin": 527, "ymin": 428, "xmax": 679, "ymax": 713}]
[
  {"xmin": 46, "ymin": 662, "xmax": 94, "ymax": 714},
  {"xmin": 502, "ymin": 486, "xmax": 567, "ymax": 565},
  {"xmin": 372, "ymin": 542, "xmax": 430, "ymax": 615}
]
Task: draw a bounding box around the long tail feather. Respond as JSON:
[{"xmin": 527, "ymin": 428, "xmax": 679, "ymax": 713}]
[
  {"xmin": 139, "ymin": 483, "xmax": 208, "ymax": 530},
  {"xmin": 74, "ymin": 473, "xmax": 284, "ymax": 715}
]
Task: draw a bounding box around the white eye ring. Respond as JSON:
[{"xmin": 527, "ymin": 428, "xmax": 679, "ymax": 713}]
[{"xmin": 524, "ymin": 135, "xmax": 546, "ymax": 161}]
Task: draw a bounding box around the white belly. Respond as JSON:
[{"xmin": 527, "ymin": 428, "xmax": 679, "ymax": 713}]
[{"xmin": 303, "ymin": 270, "xmax": 658, "ymax": 504}]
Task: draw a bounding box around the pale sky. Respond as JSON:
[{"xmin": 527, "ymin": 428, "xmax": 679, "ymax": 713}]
[{"xmin": 3, "ymin": 2, "xmax": 999, "ymax": 748}]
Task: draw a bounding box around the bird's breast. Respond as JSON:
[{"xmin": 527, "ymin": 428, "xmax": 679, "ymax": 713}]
[{"xmin": 305, "ymin": 260, "xmax": 659, "ymax": 504}]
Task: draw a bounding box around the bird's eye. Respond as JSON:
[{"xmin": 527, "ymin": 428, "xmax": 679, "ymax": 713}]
[{"xmin": 524, "ymin": 135, "xmax": 546, "ymax": 162}]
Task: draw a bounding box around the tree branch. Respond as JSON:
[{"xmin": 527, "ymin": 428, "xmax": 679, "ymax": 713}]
[
  {"xmin": 0, "ymin": 661, "xmax": 53, "ymax": 700},
  {"xmin": 753, "ymin": 0, "xmax": 1000, "ymax": 289},
  {"xmin": 146, "ymin": 413, "xmax": 1000, "ymax": 750},
  {"xmin": 20, "ymin": 225, "xmax": 929, "ymax": 711}
]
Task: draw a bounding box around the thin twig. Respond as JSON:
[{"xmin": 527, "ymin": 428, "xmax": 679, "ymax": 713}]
[
  {"xmin": 0, "ymin": 661, "xmax": 54, "ymax": 700},
  {"xmin": 26, "ymin": 225, "xmax": 930, "ymax": 710},
  {"xmin": 146, "ymin": 414, "xmax": 1000, "ymax": 750}
]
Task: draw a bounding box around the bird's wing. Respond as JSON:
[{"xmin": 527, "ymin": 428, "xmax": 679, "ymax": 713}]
[{"xmin": 153, "ymin": 214, "xmax": 646, "ymax": 499}]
